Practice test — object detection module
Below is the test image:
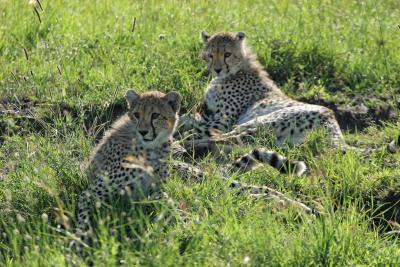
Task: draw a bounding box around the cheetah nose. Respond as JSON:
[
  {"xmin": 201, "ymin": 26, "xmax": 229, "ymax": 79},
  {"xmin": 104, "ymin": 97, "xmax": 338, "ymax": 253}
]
[
  {"xmin": 214, "ymin": 68, "xmax": 222, "ymax": 74},
  {"xmin": 139, "ymin": 130, "xmax": 149, "ymax": 136}
]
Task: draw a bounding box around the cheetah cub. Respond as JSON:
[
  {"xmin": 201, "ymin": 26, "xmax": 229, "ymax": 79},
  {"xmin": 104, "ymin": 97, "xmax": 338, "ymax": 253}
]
[
  {"xmin": 178, "ymin": 31, "xmax": 309, "ymax": 175},
  {"xmin": 74, "ymin": 90, "xmax": 181, "ymax": 238},
  {"xmin": 179, "ymin": 31, "xmax": 396, "ymax": 173},
  {"xmin": 189, "ymin": 31, "xmax": 349, "ymax": 147}
]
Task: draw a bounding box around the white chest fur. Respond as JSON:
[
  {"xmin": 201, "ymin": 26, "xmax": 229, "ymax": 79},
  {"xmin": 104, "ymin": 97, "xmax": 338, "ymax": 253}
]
[{"xmin": 204, "ymin": 79, "xmax": 223, "ymax": 113}]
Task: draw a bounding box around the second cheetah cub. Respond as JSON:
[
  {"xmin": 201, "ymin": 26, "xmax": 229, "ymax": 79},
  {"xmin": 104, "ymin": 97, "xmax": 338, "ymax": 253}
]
[{"xmin": 74, "ymin": 90, "xmax": 181, "ymax": 238}]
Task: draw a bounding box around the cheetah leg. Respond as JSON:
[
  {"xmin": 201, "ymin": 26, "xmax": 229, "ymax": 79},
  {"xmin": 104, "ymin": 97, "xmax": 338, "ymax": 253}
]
[
  {"xmin": 232, "ymin": 148, "xmax": 307, "ymax": 176},
  {"xmin": 172, "ymin": 139, "xmax": 222, "ymax": 159},
  {"xmin": 70, "ymin": 174, "xmax": 116, "ymax": 254},
  {"xmin": 184, "ymin": 126, "xmax": 258, "ymax": 146},
  {"xmin": 178, "ymin": 136, "xmax": 307, "ymax": 176},
  {"xmin": 179, "ymin": 135, "xmax": 307, "ymax": 176},
  {"xmin": 169, "ymin": 159, "xmax": 316, "ymax": 215},
  {"xmin": 226, "ymin": 105, "xmax": 397, "ymax": 154},
  {"xmin": 203, "ymin": 106, "xmax": 334, "ymax": 147},
  {"xmin": 69, "ymin": 190, "xmax": 93, "ymax": 254},
  {"xmin": 229, "ymin": 180, "xmax": 317, "ymax": 215},
  {"xmin": 170, "ymin": 160, "xmax": 206, "ymax": 182},
  {"xmin": 177, "ymin": 119, "xmax": 262, "ymax": 157},
  {"xmin": 174, "ymin": 113, "xmax": 204, "ymax": 138},
  {"xmin": 211, "ymin": 106, "xmax": 347, "ymax": 148},
  {"xmin": 179, "ymin": 125, "xmax": 259, "ymax": 157},
  {"xmin": 75, "ymin": 189, "xmax": 95, "ymax": 239},
  {"xmin": 180, "ymin": 138, "xmax": 233, "ymax": 158},
  {"xmin": 249, "ymin": 193, "xmax": 316, "ymax": 215}
]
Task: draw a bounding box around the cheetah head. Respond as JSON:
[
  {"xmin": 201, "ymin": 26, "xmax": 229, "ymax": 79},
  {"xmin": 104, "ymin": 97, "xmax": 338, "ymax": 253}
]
[
  {"xmin": 125, "ymin": 90, "xmax": 181, "ymax": 146},
  {"xmin": 200, "ymin": 31, "xmax": 246, "ymax": 78}
]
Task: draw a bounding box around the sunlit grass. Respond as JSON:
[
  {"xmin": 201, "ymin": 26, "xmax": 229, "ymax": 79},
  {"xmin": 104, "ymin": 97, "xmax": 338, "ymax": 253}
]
[{"xmin": 0, "ymin": 0, "xmax": 399, "ymax": 266}]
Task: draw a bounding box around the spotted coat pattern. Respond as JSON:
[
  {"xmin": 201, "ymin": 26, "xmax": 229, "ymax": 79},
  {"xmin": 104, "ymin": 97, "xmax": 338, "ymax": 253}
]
[
  {"xmin": 75, "ymin": 90, "xmax": 181, "ymax": 237},
  {"xmin": 178, "ymin": 31, "xmax": 353, "ymax": 173}
]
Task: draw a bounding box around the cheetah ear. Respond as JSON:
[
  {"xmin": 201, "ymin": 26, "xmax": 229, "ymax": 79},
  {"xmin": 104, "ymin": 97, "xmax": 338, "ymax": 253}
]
[
  {"xmin": 125, "ymin": 89, "xmax": 140, "ymax": 109},
  {"xmin": 236, "ymin": 32, "xmax": 246, "ymax": 41},
  {"xmin": 164, "ymin": 91, "xmax": 181, "ymax": 113},
  {"xmin": 200, "ymin": 31, "xmax": 210, "ymax": 44}
]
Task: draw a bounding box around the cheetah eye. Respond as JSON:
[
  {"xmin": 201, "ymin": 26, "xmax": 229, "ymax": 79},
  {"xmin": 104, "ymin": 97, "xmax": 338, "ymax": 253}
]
[
  {"xmin": 208, "ymin": 53, "xmax": 213, "ymax": 59},
  {"xmin": 133, "ymin": 112, "xmax": 140, "ymax": 119},
  {"xmin": 224, "ymin": 52, "xmax": 232, "ymax": 58},
  {"xmin": 152, "ymin": 113, "xmax": 160, "ymax": 119}
]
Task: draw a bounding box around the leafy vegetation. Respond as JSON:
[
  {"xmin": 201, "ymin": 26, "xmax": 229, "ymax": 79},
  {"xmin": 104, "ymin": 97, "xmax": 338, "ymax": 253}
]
[{"xmin": 0, "ymin": 0, "xmax": 399, "ymax": 266}]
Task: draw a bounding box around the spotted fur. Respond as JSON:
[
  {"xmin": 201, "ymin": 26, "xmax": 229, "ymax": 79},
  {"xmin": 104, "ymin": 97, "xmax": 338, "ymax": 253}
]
[
  {"xmin": 232, "ymin": 148, "xmax": 307, "ymax": 176},
  {"xmin": 179, "ymin": 31, "xmax": 394, "ymax": 173},
  {"xmin": 70, "ymin": 88, "xmax": 319, "ymax": 258},
  {"xmin": 170, "ymin": 156, "xmax": 314, "ymax": 214},
  {"xmin": 178, "ymin": 31, "xmax": 308, "ymax": 175},
  {"xmin": 74, "ymin": 90, "xmax": 181, "ymax": 238}
]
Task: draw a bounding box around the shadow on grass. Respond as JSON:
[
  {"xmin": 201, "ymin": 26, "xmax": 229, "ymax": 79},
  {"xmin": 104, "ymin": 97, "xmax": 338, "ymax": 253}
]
[
  {"xmin": 369, "ymin": 186, "xmax": 400, "ymax": 237},
  {"xmin": 260, "ymin": 40, "xmax": 398, "ymax": 131},
  {"xmin": 0, "ymin": 97, "xmax": 125, "ymax": 143},
  {"xmin": 264, "ymin": 39, "xmax": 399, "ymax": 93},
  {"xmin": 266, "ymin": 41, "xmax": 342, "ymax": 91}
]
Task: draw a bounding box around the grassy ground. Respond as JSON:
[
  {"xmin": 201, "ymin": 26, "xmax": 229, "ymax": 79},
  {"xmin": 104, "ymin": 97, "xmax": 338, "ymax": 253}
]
[{"xmin": 0, "ymin": 0, "xmax": 399, "ymax": 266}]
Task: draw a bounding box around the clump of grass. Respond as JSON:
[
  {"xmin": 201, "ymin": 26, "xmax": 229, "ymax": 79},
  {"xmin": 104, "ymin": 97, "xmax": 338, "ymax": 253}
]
[{"xmin": 0, "ymin": 0, "xmax": 399, "ymax": 265}]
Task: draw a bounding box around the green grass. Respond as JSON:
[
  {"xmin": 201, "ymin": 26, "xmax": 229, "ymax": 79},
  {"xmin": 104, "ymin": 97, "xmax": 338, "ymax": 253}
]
[{"xmin": 0, "ymin": 0, "xmax": 399, "ymax": 266}]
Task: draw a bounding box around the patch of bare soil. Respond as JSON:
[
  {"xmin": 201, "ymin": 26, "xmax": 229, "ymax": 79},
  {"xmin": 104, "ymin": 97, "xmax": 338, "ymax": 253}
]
[
  {"xmin": 0, "ymin": 97, "xmax": 39, "ymax": 140},
  {"xmin": 299, "ymin": 95, "xmax": 398, "ymax": 132},
  {"xmin": 0, "ymin": 97, "xmax": 126, "ymax": 142},
  {"xmin": 0, "ymin": 97, "xmax": 37, "ymax": 118}
]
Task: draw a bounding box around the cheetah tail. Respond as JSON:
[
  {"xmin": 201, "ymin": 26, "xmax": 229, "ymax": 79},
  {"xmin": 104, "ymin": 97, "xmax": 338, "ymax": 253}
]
[{"xmin": 232, "ymin": 148, "xmax": 307, "ymax": 176}]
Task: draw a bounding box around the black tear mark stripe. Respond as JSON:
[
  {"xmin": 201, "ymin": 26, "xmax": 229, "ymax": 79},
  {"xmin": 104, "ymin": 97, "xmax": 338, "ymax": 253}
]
[
  {"xmin": 224, "ymin": 53, "xmax": 230, "ymax": 73},
  {"xmin": 151, "ymin": 120, "xmax": 156, "ymax": 136}
]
